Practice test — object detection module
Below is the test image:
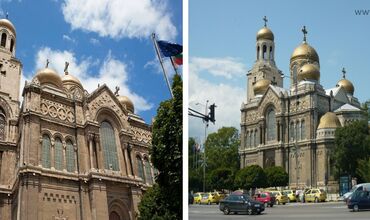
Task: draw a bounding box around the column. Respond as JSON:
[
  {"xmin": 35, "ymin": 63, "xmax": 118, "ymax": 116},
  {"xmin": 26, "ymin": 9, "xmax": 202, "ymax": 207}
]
[
  {"xmin": 63, "ymin": 141, "xmax": 67, "ymax": 171},
  {"xmin": 51, "ymin": 139, "xmax": 55, "ymax": 169},
  {"xmin": 74, "ymin": 144, "xmax": 78, "ymax": 173},
  {"xmin": 88, "ymin": 133, "xmax": 94, "ymax": 170},
  {"xmin": 94, "ymin": 134, "xmax": 103, "ymax": 170}
]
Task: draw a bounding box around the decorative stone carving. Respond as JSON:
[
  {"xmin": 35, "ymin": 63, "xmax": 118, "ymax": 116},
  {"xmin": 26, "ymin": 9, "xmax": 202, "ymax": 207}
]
[
  {"xmin": 40, "ymin": 99, "xmax": 75, "ymax": 123},
  {"xmin": 89, "ymin": 91, "xmax": 127, "ymax": 121},
  {"xmin": 131, "ymin": 126, "xmax": 152, "ymax": 144}
]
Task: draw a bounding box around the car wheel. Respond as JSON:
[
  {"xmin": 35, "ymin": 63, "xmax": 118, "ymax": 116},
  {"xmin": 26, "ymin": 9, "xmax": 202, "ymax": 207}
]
[
  {"xmin": 315, "ymin": 197, "xmax": 319, "ymax": 203},
  {"xmin": 270, "ymin": 204, "xmax": 274, "ymax": 208},
  {"xmin": 247, "ymin": 207, "xmax": 253, "ymax": 215},
  {"xmin": 353, "ymin": 205, "xmax": 359, "ymax": 212},
  {"xmin": 283, "ymin": 203, "xmax": 286, "ymax": 205},
  {"xmin": 223, "ymin": 207, "xmax": 230, "ymax": 215}
]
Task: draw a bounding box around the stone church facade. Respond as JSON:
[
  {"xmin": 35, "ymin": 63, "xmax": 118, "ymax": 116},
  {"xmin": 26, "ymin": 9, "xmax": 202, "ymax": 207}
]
[
  {"xmin": 240, "ymin": 18, "xmax": 365, "ymax": 192},
  {"xmin": 0, "ymin": 18, "xmax": 154, "ymax": 220}
]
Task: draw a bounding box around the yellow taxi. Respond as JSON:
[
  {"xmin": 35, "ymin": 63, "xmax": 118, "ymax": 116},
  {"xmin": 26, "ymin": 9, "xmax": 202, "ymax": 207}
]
[
  {"xmin": 269, "ymin": 190, "xmax": 288, "ymax": 205},
  {"xmin": 213, "ymin": 191, "xmax": 226, "ymax": 202},
  {"xmin": 200, "ymin": 192, "xmax": 218, "ymax": 205},
  {"xmin": 304, "ymin": 188, "xmax": 326, "ymax": 203},
  {"xmin": 193, "ymin": 192, "xmax": 203, "ymax": 204},
  {"xmin": 283, "ymin": 189, "xmax": 297, "ymax": 202}
]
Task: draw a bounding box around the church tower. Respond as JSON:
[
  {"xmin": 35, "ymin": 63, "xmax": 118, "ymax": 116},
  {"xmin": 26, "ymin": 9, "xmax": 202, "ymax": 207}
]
[{"xmin": 246, "ymin": 16, "xmax": 283, "ymax": 101}]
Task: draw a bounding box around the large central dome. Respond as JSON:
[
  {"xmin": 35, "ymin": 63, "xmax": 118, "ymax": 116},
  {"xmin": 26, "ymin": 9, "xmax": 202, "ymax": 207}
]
[{"xmin": 291, "ymin": 42, "xmax": 319, "ymax": 63}]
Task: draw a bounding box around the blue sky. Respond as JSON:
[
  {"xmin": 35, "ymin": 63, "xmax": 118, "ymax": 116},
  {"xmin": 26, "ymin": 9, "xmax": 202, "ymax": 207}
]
[
  {"xmin": 189, "ymin": 0, "xmax": 370, "ymax": 141},
  {"xmin": 0, "ymin": 0, "xmax": 182, "ymax": 124}
]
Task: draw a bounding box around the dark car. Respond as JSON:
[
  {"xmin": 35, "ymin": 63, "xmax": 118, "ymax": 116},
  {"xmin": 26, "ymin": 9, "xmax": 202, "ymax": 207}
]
[
  {"xmin": 347, "ymin": 190, "xmax": 370, "ymax": 211},
  {"xmin": 219, "ymin": 194, "xmax": 264, "ymax": 215}
]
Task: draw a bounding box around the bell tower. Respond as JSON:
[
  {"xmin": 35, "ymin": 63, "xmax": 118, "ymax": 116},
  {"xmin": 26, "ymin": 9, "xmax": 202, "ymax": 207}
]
[
  {"xmin": 0, "ymin": 17, "xmax": 21, "ymax": 104},
  {"xmin": 246, "ymin": 16, "xmax": 283, "ymax": 101}
]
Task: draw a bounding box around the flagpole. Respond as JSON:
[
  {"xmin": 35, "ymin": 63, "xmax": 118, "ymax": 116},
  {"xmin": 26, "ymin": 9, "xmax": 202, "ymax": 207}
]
[{"xmin": 151, "ymin": 33, "xmax": 174, "ymax": 98}]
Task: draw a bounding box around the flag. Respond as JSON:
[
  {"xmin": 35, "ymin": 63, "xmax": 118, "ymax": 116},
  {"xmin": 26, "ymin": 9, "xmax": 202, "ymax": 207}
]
[
  {"xmin": 157, "ymin": 40, "xmax": 183, "ymax": 57},
  {"xmin": 172, "ymin": 53, "xmax": 183, "ymax": 65}
]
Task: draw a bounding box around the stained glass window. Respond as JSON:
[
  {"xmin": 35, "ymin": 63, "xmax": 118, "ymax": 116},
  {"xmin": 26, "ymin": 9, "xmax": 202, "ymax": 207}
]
[
  {"xmin": 251, "ymin": 130, "xmax": 254, "ymax": 147},
  {"xmin": 42, "ymin": 135, "xmax": 51, "ymax": 168},
  {"xmin": 144, "ymin": 159, "xmax": 152, "ymax": 184},
  {"xmin": 256, "ymin": 129, "xmax": 260, "ymax": 146},
  {"xmin": 290, "ymin": 122, "xmax": 295, "ymax": 141},
  {"xmin": 66, "ymin": 140, "xmax": 75, "ymax": 172},
  {"xmin": 100, "ymin": 121, "xmax": 119, "ymax": 171},
  {"xmin": 54, "ymin": 138, "xmax": 63, "ymax": 170},
  {"xmin": 137, "ymin": 156, "xmax": 144, "ymax": 181},
  {"xmin": 301, "ymin": 120, "xmax": 305, "ymax": 140},
  {"xmin": 266, "ymin": 108, "xmax": 276, "ymax": 141}
]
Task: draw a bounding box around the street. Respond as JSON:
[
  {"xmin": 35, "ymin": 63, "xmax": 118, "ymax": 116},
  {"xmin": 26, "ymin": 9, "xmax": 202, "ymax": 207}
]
[{"xmin": 189, "ymin": 202, "xmax": 370, "ymax": 220}]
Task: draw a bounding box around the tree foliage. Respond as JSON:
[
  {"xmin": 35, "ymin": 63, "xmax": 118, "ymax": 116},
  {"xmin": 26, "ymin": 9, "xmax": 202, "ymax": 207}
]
[
  {"xmin": 334, "ymin": 120, "xmax": 370, "ymax": 180},
  {"xmin": 264, "ymin": 166, "xmax": 289, "ymax": 187},
  {"xmin": 209, "ymin": 167, "xmax": 235, "ymax": 191},
  {"xmin": 235, "ymin": 165, "xmax": 267, "ymax": 190},
  {"xmin": 357, "ymin": 158, "xmax": 370, "ymax": 182},
  {"xmin": 139, "ymin": 75, "xmax": 182, "ymax": 219}
]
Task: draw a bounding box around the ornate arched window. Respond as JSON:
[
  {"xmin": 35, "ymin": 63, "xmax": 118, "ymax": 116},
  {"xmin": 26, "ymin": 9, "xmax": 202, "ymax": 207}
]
[
  {"xmin": 100, "ymin": 121, "xmax": 119, "ymax": 171},
  {"xmin": 289, "ymin": 121, "xmax": 295, "ymax": 141},
  {"xmin": 137, "ymin": 156, "xmax": 145, "ymax": 181},
  {"xmin": 66, "ymin": 140, "xmax": 75, "ymax": 172},
  {"xmin": 144, "ymin": 158, "xmax": 152, "ymax": 184},
  {"xmin": 266, "ymin": 108, "xmax": 276, "ymax": 141},
  {"xmin": 0, "ymin": 108, "xmax": 5, "ymax": 140},
  {"xmin": 10, "ymin": 38, "xmax": 14, "ymax": 52},
  {"xmin": 1, "ymin": 33, "xmax": 6, "ymax": 47},
  {"xmin": 41, "ymin": 135, "xmax": 51, "ymax": 168},
  {"xmin": 54, "ymin": 138, "xmax": 63, "ymax": 170}
]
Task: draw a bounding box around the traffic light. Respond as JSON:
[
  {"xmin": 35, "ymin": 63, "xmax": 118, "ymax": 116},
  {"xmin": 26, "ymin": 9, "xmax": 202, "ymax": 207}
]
[{"xmin": 208, "ymin": 103, "xmax": 216, "ymax": 123}]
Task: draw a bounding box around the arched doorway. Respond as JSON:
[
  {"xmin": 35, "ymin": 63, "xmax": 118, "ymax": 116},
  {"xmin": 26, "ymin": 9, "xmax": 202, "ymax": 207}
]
[{"xmin": 109, "ymin": 211, "xmax": 121, "ymax": 220}]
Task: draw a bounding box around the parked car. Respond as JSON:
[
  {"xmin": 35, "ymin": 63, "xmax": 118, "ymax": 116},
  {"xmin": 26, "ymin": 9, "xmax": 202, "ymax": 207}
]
[
  {"xmin": 347, "ymin": 190, "xmax": 370, "ymax": 211},
  {"xmin": 193, "ymin": 192, "xmax": 202, "ymax": 204},
  {"xmin": 269, "ymin": 191, "xmax": 288, "ymax": 205},
  {"xmin": 219, "ymin": 194, "xmax": 265, "ymax": 215},
  {"xmin": 304, "ymin": 188, "xmax": 326, "ymax": 203},
  {"xmin": 213, "ymin": 191, "xmax": 226, "ymax": 203},
  {"xmin": 200, "ymin": 192, "xmax": 218, "ymax": 205},
  {"xmin": 189, "ymin": 192, "xmax": 194, "ymax": 204},
  {"xmin": 283, "ymin": 189, "xmax": 297, "ymax": 202},
  {"xmin": 344, "ymin": 183, "xmax": 370, "ymax": 203},
  {"xmin": 254, "ymin": 192, "xmax": 275, "ymax": 207}
]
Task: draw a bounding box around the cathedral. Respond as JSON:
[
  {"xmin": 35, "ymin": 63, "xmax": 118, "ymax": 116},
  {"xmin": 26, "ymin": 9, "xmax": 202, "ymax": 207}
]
[
  {"xmin": 0, "ymin": 18, "xmax": 154, "ymax": 219},
  {"xmin": 239, "ymin": 17, "xmax": 365, "ymax": 192}
]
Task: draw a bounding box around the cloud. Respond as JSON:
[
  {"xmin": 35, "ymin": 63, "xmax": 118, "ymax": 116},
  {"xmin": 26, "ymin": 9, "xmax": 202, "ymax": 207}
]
[
  {"xmin": 61, "ymin": 0, "xmax": 177, "ymax": 40},
  {"xmin": 89, "ymin": 38, "xmax": 100, "ymax": 45},
  {"xmin": 62, "ymin": 34, "xmax": 76, "ymax": 44},
  {"xmin": 34, "ymin": 47, "xmax": 153, "ymax": 112},
  {"xmin": 189, "ymin": 57, "xmax": 245, "ymax": 141},
  {"xmin": 190, "ymin": 57, "xmax": 247, "ymax": 79}
]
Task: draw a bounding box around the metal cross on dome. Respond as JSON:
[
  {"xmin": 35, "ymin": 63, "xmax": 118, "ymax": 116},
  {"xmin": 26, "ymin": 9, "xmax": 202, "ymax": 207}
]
[
  {"xmin": 342, "ymin": 67, "xmax": 346, "ymax": 79},
  {"xmin": 263, "ymin": 16, "xmax": 268, "ymax": 27},
  {"xmin": 302, "ymin": 26, "xmax": 308, "ymax": 42}
]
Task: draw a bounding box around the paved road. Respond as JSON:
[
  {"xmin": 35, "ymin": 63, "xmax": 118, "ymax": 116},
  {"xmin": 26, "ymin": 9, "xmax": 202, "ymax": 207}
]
[{"xmin": 189, "ymin": 202, "xmax": 370, "ymax": 220}]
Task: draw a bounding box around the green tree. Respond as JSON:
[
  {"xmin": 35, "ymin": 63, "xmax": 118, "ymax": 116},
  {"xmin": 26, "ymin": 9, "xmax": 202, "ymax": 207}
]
[
  {"xmin": 205, "ymin": 127, "xmax": 240, "ymax": 172},
  {"xmin": 235, "ymin": 165, "xmax": 267, "ymax": 190},
  {"xmin": 139, "ymin": 75, "xmax": 182, "ymax": 219},
  {"xmin": 357, "ymin": 158, "xmax": 370, "ymax": 182},
  {"xmin": 209, "ymin": 167, "xmax": 235, "ymax": 191},
  {"xmin": 264, "ymin": 166, "xmax": 289, "ymax": 188},
  {"xmin": 334, "ymin": 120, "xmax": 370, "ymax": 180},
  {"xmin": 188, "ymin": 137, "xmax": 203, "ymax": 192}
]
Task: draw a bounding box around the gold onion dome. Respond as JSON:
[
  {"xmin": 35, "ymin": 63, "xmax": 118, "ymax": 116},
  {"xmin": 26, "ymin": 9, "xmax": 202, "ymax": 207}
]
[
  {"xmin": 317, "ymin": 112, "xmax": 341, "ymax": 129},
  {"xmin": 256, "ymin": 27, "xmax": 274, "ymax": 41},
  {"xmin": 0, "ymin": 19, "xmax": 16, "ymax": 35},
  {"xmin": 337, "ymin": 79, "xmax": 354, "ymax": 95},
  {"xmin": 253, "ymin": 79, "xmax": 271, "ymax": 95},
  {"xmin": 35, "ymin": 68, "xmax": 64, "ymax": 89},
  {"xmin": 61, "ymin": 73, "xmax": 83, "ymax": 89},
  {"xmin": 117, "ymin": 96, "xmax": 134, "ymax": 113},
  {"xmin": 298, "ymin": 63, "xmax": 320, "ymax": 81},
  {"xmin": 290, "ymin": 42, "xmax": 319, "ymax": 63}
]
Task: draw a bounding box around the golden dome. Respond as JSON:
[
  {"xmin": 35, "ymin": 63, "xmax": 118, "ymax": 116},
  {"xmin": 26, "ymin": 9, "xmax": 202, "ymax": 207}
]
[
  {"xmin": 0, "ymin": 19, "xmax": 16, "ymax": 35},
  {"xmin": 35, "ymin": 68, "xmax": 64, "ymax": 89},
  {"xmin": 253, "ymin": 79, "xmax": 271, "ymax": 95},
  {"xmin": 336, "ymin": 79, "xmax": 354, "ymax": 95},
  {"xmin": 117, "ymin": 96, "xmax": 134, "ymax": 113},
  {"xmin": 291, "ymin": 42, "xmax": 319, "ymax": 63},
  {"xmin": 61, "ymin": 73, "xmax": 83, "ymax": 89},
  {"xmin": 298, "ymin": 63, "xmax": 320, "ymax": 81},
  {"xmin": 257, "ymin": 27, "xmax": 274, "ymax": 41},
  {"xmin": 317, "ymin": 112, "xmax": 341, "ymax": 129}
]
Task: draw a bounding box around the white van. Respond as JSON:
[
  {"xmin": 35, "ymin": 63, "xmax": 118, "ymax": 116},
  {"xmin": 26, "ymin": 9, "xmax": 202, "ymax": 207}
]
[{"xmin": 343, "ymin": 183, "xmax": 370, "ymax": 202}]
